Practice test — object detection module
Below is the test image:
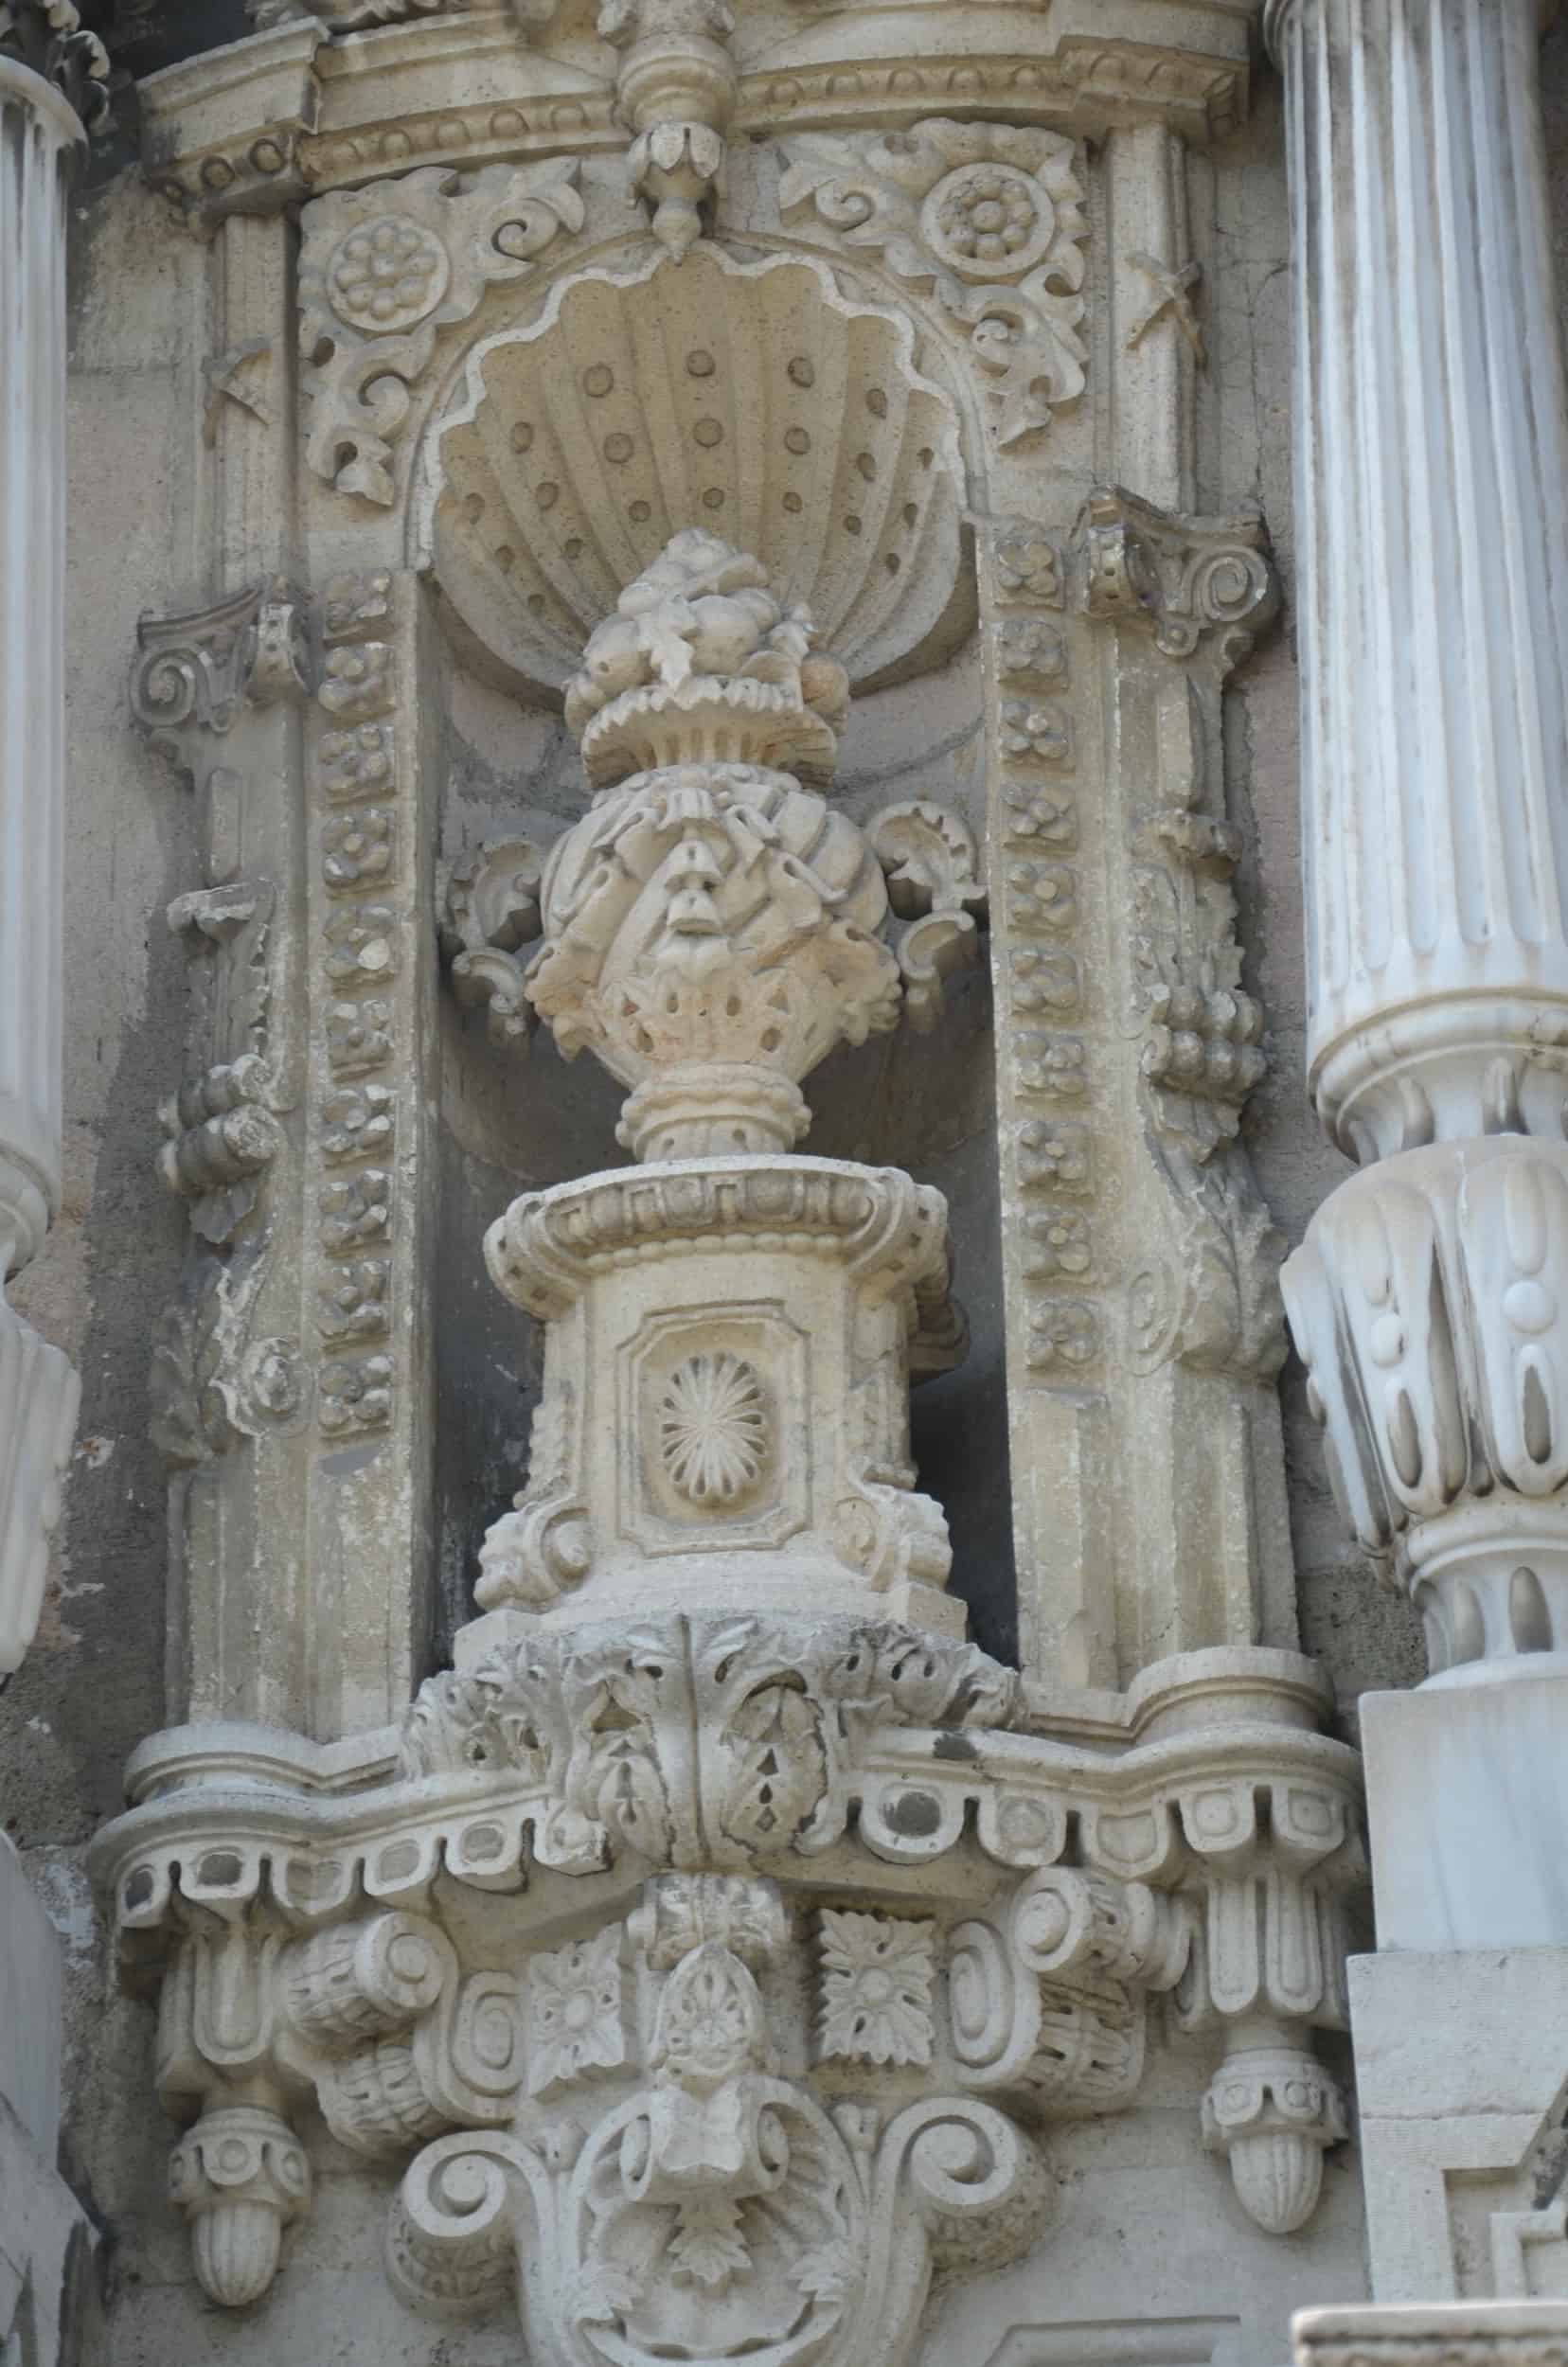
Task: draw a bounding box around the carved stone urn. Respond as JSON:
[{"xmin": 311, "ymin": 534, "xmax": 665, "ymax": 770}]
[{"xmin": 475, "ymin": 529, "xmax": 970, "ymax": 1636}]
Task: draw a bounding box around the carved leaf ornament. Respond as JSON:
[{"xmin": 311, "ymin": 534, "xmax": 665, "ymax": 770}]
[{"xmin": 780, "ymin": 120, "xmax": 1089, "ymax": 445}]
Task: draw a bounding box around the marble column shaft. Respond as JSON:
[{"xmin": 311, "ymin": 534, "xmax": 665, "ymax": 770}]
[{"xmin": 0, "ymin": 59, "xmax": 82, "ymax": 1672}]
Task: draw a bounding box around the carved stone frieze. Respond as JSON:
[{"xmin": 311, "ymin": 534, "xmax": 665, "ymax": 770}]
[
  {"xmin": 299, "ymin": 159, "xmax": 585, "ymax": 506},
  {"xmin": 779, "ymin": 118, "xmax": 1089, "ymax": 446}
]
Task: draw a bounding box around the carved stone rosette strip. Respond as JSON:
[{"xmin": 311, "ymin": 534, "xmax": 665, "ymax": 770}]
[
  {"xmin": 92, "ymin": 1636, "xmax": 1362, "ymax": 2332},
  {"xmin": 303, "ymin": 571, "xmax": 438, "ymax": 1731}
]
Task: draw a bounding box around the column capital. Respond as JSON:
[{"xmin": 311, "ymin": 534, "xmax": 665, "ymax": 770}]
[{"xmin": 0, "ymin": 0, "xmax": 106, "ymax": 134}]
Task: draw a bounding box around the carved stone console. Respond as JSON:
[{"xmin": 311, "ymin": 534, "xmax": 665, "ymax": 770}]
[{"xmin": 93, "ymin": 1634, "xmax": 1361, "ymax": 2340}]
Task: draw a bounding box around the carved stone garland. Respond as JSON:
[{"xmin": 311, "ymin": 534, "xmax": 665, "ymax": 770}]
[{"xmin": 96, "ymin": 534, "xmax": 1362, "ymax": 2350}]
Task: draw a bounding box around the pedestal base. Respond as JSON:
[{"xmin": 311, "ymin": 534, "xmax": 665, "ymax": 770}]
[{"xmin": 1350, "ymin": 1947, "xmax": 1568, "ymax": 2301}]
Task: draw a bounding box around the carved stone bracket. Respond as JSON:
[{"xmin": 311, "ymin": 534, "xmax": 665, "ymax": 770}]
[
  {"xmin": 134, "ymin": 584, "xmax": 315, "ymax": 1479},
  {"xmin": 1078, "ymin": 485, "xmax": 1279, "ymax": 667},
  {"xmin": 779, "ymin": 118, "xmax": 1090, "ymax": 446},
  {"xmin": 93, "ymin": 1638, "xmax": 1362, "ymax": 2333},
  {"xmin": 1070, "ymin": 487, "xmax": 1284, "ymax": 1382}
]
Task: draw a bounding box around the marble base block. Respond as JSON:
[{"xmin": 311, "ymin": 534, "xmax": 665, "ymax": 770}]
[{"xmin": 1362, "ymin": 1670, "xmax": 1568, "ymax": 1952}]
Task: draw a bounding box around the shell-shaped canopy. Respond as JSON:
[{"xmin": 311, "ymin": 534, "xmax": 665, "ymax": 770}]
[{"xmin": 417, "ymin": 245, "xmax": 974, "ymax": 703}]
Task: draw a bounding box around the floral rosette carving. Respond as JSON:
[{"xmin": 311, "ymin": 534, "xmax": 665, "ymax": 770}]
[
  {"xmin": 779, "ymin": 120, "xmax": 1089, "ymax": 447},
  {"xmin": 299, "ymin": 161, "xmax": 585, "ymax": 507}
]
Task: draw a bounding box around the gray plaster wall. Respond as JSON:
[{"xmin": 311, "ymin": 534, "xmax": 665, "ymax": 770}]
[{"xmin": 9, "ymin": 23, "xmax": 1568, "ymax": 2354}]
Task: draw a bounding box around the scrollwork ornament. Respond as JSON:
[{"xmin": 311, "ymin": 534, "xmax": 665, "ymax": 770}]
[
  {"xmin": 780, "ymin": 120, "xmax": 1088, "ymax": 446},
  {"xmin": 299, "ymin": 162, "xmax": 585, "ymax": 506}
]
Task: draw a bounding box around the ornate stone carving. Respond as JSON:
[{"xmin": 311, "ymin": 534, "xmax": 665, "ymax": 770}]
[
  {"xmin": 817, "ymin": 1911, "xmax": 935, "ymax": 2066},
  {"xmin": 1283, "ymin": 1137, "xmax": 1568, "ymax": 1677},
  {"xmin": 659, "ymin": 1353, "xmax": 770, "ymax": 1504},
  {"xmin": 526, "ymin": 1930, "xmax": 629, "ymax": 2094},
  {"xmin": 419, "ymin": 245, "xmax": 971, "ymax": 704},
  {"xmin": 439, "ymin": 836, "xmax": 545, "ymax": 1048},
  {"xmin": 1078, "ymin": 486, "xmax": 1278, "ymax": 667},
  {"xmin": 96, "ymin": 1644, "xmax": 1359, "ymax": 2319},
  {"xmin": 526, "ymin": 529, "xmax": 901, "ymax": 1162},
  {"xmin": 866, "ymin": 802, "xmax": 989, "ymax": 1032},
  {"xmin": 132, "ymin": 580, "xmax": 311, "ymax": 763},
  {"xmin": 599, "ymin": 0, "xmax": 736, "ymax": 258},
  {"xmin": 780, "ymin": 120, "xmax": 1089, "ymax": 446},
  {"xmin": 134, "ymin": 585, "xmax": 314, "ymax": 1498},
  {"xmin": 158, "ymin": 1057, "xmax": 281, "ymax": 1246},
  {"xmin": 299, "ymin": 160, "xmax": 585, "ymax": 506},
  {"xmin": 1070, "ymin": 489, "xmax": 1286, "ymax": 1385}
]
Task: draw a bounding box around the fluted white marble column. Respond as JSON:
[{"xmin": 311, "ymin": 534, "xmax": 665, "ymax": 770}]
[
  {"xmin": 0, "ymin": 51, "xmax": 90, "ymax": 1672},
  {"xmin": 1276, "ymin": 0, "xmax": 1568, "ymax": 1689},
  {"xmin": 1273, "ymin": 0, "xmax": 1568, "ymax": 1164}
]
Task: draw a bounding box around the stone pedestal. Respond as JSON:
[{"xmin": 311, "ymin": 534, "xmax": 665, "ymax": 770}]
[{"xmin": 480, "ymin": 1155, "xmax": 965, "ymax": 1634}]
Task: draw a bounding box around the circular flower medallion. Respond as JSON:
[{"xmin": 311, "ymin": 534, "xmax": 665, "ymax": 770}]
[
  {"xmin": 329, "ymin": 216, "xmax": 451, "ymax": 333},
  {"xmin": 920, "ymin": 162, "xmax": 1056, "ymax": 281},
  {"xmin": 658, "ymin": 1352, "xmax": 769, "ymax": 1505}
]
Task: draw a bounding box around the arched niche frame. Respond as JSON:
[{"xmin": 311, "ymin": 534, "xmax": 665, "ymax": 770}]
[{"xmin": 407, "ymin": 239, "xmax": 982, "ymax": 704}]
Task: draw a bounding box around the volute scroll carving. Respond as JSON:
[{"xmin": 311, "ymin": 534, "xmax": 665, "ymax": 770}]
[
  {"xmin": 780, "ymin": 118, "xmax": 1089, "ymax": 446},
  {"xmin": 94, "ymin": 1639, "xmax": 1362, "ymax": 2326}
]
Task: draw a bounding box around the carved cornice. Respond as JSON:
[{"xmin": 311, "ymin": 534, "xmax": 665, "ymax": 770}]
[
  {"xmin": 486, "ymin": 1161, "xmax": 955, "ymax": 1323},
  {"xmin": 134, "ymin": 2, "xmax": 1255, "ymax": 216}
]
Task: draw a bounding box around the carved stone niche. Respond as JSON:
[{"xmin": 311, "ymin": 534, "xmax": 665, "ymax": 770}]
[
  {"xmin": 90, "ymin": 1639, "xmax": 1362, "ymax": 2347},
  {"xmin": 412, "ymin": 243, "xmax": 975, "ymax": 705}
]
